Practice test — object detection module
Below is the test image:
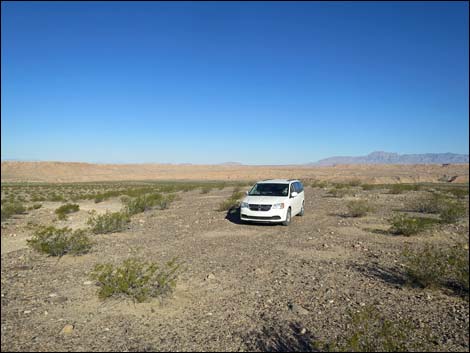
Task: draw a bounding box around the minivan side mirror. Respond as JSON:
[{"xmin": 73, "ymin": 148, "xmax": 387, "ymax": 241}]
[{"xmin": 291, "ymin": 191, "xmax": 298, "ymax": 198}]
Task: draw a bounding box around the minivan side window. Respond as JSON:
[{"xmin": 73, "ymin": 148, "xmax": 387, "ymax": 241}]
[
  {"xmin": 297, "ymin": 182, "xmax": 304, "ymax": 193},
  {"xmin": 290, "ymin": 183, "xmax": 296, "ymax": 196}
]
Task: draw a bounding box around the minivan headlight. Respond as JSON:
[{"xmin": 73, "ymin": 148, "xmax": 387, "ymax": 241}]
[
  {"xmin": 272, "ymin": 203, "xmax": 285, "ymax": 209},
  {"xmin": 241, "ymin": 202, "xmax": 249, "ymax": 208}
]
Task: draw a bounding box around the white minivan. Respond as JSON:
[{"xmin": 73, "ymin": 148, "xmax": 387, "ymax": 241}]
[{"xmin": 240, "ymin": 179, "xmax": 305, "ymax": 226}]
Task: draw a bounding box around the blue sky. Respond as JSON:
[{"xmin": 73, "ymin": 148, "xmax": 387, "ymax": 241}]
[{"xmin": 1, "ymin": 1, "xmax": 468, "ymax": 164}]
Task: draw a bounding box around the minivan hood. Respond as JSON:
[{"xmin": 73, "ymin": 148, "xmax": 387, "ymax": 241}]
[{"xmin": 242, "ymin": 195, "xmax": 287, "ymax": 205}]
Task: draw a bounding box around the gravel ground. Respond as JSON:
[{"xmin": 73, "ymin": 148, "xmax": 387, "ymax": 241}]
[{"xmin": 1, "ymin": 186, "xmax": 469, "ymax": 351}]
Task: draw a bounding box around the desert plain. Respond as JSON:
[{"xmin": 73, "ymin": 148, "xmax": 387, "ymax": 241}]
[{"xmin": 1, "ymin": 162, "xmax": 469, "ymax": 351}]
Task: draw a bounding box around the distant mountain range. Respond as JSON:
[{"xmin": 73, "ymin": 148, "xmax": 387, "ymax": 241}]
[
  {"xmin": 310, "ymin": 151, "xmax": 469, "ymax": 166},
  {"xmin": 2, "ymin": 152, "xmax": 469, "ymax": 166}
]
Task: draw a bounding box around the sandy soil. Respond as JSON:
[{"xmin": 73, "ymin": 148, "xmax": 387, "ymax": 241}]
[
  {"xmin": 2, "ymin": 161, "xmax": 469, "ymax": 184},
  {"xmin": 1, "ymin": 186, "xmax": 468, "ymax": 351}
]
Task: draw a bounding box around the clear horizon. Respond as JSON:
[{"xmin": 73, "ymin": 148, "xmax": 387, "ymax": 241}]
[{"xmin": 2, "ymin": 2, "xmax": 469, "ymax": 164}]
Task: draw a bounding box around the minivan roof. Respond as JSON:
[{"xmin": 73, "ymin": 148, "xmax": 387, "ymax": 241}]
[{"xmin": 257, "ymin": 179, "xmax": 298, "ymax": 184}]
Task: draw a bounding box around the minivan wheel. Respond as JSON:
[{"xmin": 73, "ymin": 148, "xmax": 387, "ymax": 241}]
[
  {"xmin": 282, "ymin": 208, "xmax": 291, "ymax": 226},
  {"xmin": 299, "ymin": 202, "xmax": 304, "ymax": 216}
]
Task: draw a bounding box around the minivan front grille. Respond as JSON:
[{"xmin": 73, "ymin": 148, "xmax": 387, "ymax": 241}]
[{"xmin": 249, "ymin": 204, "xmax": 272, "ymax": 211}]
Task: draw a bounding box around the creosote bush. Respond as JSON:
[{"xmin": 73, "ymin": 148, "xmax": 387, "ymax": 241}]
[
  {"xmin": 311, "ymin": 180, "xmax": 329, "ymax": 188},
  {"xmin": 387, "ymin": 184, "xmax": 421, "ymax": 194},
  {"xmin": 347, "ymin": 179, "xmax": 362, "ymax": 187},
  {"xmin": 328, "ymin": 186, "xmax": 353, "ymax": 198},
  {"xmin": 200, "ymin": 186, "xmax": 212, "ymax": 194},
  {"xmin": 123, "ymin": 193, "xmax": 174, "ymax": 215},
  {"xmin": 87, "ymin": 210, "xmax": 130, "ymax": 234},
  {"xmin": 388, "ymin": 214, "xmax": 440, "ymax": 236},
  {"xmin": 55, "ymin": 203, "xmax": 79, "ymax": 220},
  {"xmin": 407, "ymin": 193, "xmax": 466, "ymax": 224},
  {"xmin": 346, "ymin": 199, "xmax": 372, "ymax": 217},
  {"xmin": 318, "ymin": 305, "xmax": 435, "ymax": 352},
  {"xmin": 218, "ymin": 188, "xmax": 245, "ymax": 211},
  {"xmin": 1, "ymin": 202, "xmax": 26, "ymax": 221},
  {"xmin": 27, "ymin": 226, "xmax": 93, "ymax": 256},
  {"xmin": 28, "ymin": 203, "xmax": 42, "ymax": 210},
  {"xmin": 90, "ymin": 257, "xmax": 181, "ymax": 303},
  {"xmin": 402, "ymin": 242, "xmax": 469, "ymax": 294}
]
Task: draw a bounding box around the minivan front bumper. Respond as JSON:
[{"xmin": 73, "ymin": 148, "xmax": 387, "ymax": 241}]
[{"xmin": 240, "ymin": 207, "xmax": 287, "ymax": 223}]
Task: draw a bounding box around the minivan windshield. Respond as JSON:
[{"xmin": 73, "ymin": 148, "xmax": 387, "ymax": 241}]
[{"xmin": 248, "ymin": 183, "xmax": 289, "ymax": 197}]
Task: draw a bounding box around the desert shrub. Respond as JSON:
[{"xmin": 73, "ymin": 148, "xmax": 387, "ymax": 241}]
[
  {"xmin": 361, "ymin": 184, "xmax": 376, "ymax": 191},
  {"xmin": 27, "ymin": 226, "xmax": 93, "ymax": 257},
  {"xmin": 387, "ymin": 184, "xmax": 421, "ymax": 194},
  {"xmin": 407, "ymin": 193, "xmax": 466, "ymax": 223},
  {"xmin": 438, "ymin": 199, "xmax": 466, "ymax": 224},
  {"xmin": 1, "ymin": 202, "xmax": 26, "ymax": 221},
  {"xmin": 200, "ymin": 186, "xmax": 212, "ymax": 194},
  {"xmin": 28, "ymin": 203, "xmax": 42, "ymax": 210},
  {"xmin": 321, "ymin": 305, "xmax": 433, "ymax": 352},
  {"xmin": 348, "ymin": 179, "xmax": 362, "ymax": 187},
  {"xmin": 218, "ymin": 189, "xmax": 244, "ymax": 211},
  {"xmin": 406, "ymin": 193, "xmax": 442, "ymax": 213},
  {"xmin": 31, "ymin": 194, "xmax": 46, "ymax": 202},
  {"xmin": 50, "ymin": 193, "xmax": 66, "ymax": 202},
  {"xmin": 90, "ymin": 257, "xmax": 181, "ymax": 303},
  {"xmin": 402, "ymin": 242, "xmax": 469, "ymax": 293},
  {"xmin": 328, "ymin": 186, "xmax": 353, "ymax": 198},
  {"xmin": 402, "ymin": 244, "xmax": 449, "ymax": 288},
  {"xmin": 311, "ymin": 180, "xmax": 329, "ymax": 188},
  {"xmin": 447, "ymin": 242, "xmax": 470, "ymax": 293},
  {"xmin": 217, "ymin": 183, "xmax": 226, "ymax": 190},
  {"xmin": 55, "ymin": 203, "xmax": 80, "ymax": 220},
  {"xmin": 445, "ymin": 187, "xmax": 469, "ymax": 200},
  {"xmin": 87, "ymin": 210, "xmax": 130, "ymax": 234},
  {"xmin": 388, "ymin": 214, "xmax": 439, "ymax": 236},
  {"xmin": 94, "ymin": 194, "xmax": 105, "ymax": 203},
  {"xmin": 123, "ymin": 193, "xmax": 172, "ymax": 215},
  {"xmin": 346, "ymin": 199, "xmax": 372, "ymax": 217}
]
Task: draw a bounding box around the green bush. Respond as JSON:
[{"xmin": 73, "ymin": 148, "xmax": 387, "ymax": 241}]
[
  {"xmin": 328, "ymin": 186, "xmax": 353, "ymax": 198},
  {"xmin": 346, "ymin": 199, "xmax": 372, "ymax": 217},
  {"xmin": 361, "ymin": 184, "xmax": 376, "ymax": 191},
  {"xmin": 1, "ymin": 202, "xmax": 26, "ymax": 221},
  {"xmin": 50, "ymin": 193, "xmax": 66, "ymax": 202},
  {"xmin": 27, "ymin": 226, "xmax": 93, "ymax": 257},
  {"xmin": 438, "ymin": 199, "xmax": 466, "ymax": 224},
  {"xmin": 311, "ymin": 180, "xmax": 329, "ymax": 188},
  {"xmin": 90, "ymin": 257, "xmax": 181, "ymax": 303},
  {"xmin": 94, "ymin": 195, "xmax": 105, "ymax": 203},
  {"xmin": 123, "ymin": 193, "xmax": 173, "ymax": 215},
  {"xmin": 407, "ymin": 193, "xmax": 466, "ymax": 223},
  {"xmin": 447, "ymin": 242, "xmax": 470, "ymax": 293},
  {"xmin": 445, "ymin": 187, "xmax": 469, "ymax": 200},
  {"xmin": 200, "ymin": 186, "xmax": 212, "ymax": 194},
  {"xmin": 55, "ymin": 203, "xmax": 80, "ymax": 220},
  {"xmin": 402, "ymin": 244, "xmax": 449, "ymax": 288},
  {"xmin": 348, "ymin": 179, "xmax": 362, "ymax": 187},
  {"xmin": 218, "ymin": 189, "xmax": 244, "ymax": 211},
  {"xmin": 87, "ymin": 210, "xmax": 130, "ymax": 234},
  {"xmin": 388, "ymin": 184, "xmax": 421, "ymax": 194},
  {"xmin": 388, "ymin": 214, "xmax": 439, "ymax": 236},
  {"xmin": 406, "ymin": 193, "xmax": 442, "ymax": 213},
  {"xmin": 402, "ymin": 242, "xmax": 469, "ymax": 293},
  {"xmin": 321, "ymin": 305, "xmax": 433, "ymax": 352}
]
